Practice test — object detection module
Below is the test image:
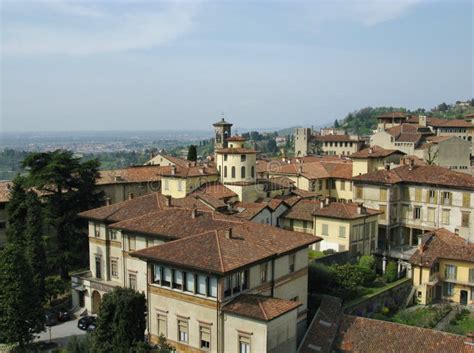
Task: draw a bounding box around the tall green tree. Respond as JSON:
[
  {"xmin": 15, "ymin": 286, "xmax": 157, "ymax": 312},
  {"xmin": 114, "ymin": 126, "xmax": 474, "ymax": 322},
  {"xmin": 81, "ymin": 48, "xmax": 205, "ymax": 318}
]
[
  {"xmin": 0, "ymin": 243, "xmax": 37, "ymax": 349},
  {"xmin": 5, "ymin": 177, "xmax": 28, "ymax": 244},
  {"xmin": 24, "ymin": 191, "xmax": 47, "ymax": 331},
  {"xmin": 92, "ymin": 288, "xmax": 147, "ymax": 353},
  {"xmin": 187, "ymin": 145, "xmax": 197, "ymax": 161},
  {"xmin": 22, "ymin": 150, "xmax": 103, "ymax": 278}
]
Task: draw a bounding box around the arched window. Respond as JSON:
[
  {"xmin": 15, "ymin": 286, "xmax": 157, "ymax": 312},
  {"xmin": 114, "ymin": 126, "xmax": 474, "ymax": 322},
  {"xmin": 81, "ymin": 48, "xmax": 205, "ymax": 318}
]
[
  {"xmin": 224, "ymin": 166, "xmax": 227, "ymax": 178},
  {"xmin": 251, "ymin": 166, "xmax": 255, "ymax": 178},
  {"xmin": 241, "ymin": 166, "xmax": 246, "ymax": 178},
  {"xmin": 231, "ymin": 166, "xmax": 236, "ymax": 178}
]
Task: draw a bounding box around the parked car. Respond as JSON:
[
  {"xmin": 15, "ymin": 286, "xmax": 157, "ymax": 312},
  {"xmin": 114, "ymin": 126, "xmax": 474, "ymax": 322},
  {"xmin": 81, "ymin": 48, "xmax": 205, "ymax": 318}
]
[
  {"xmin": 77, "ymin": 316, "xmax": 96, "ymax": 331},
  {"xmin": 45, "ymin": 311, "xmax": 58, "ymax": 327},
  {"xmin": 57, "ymin": 309, "xmax": 71, "ymax": 322}
]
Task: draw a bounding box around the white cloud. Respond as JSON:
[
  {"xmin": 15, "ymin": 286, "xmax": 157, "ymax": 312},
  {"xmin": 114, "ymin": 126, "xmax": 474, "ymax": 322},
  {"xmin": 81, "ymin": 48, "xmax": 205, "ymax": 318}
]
[
  {"xmin": 1, "ymin": 1, "xmax": 200, "ymax": 56},
  {"xmin": 307, "ymin": 0, "xmax": 422, "ymax": 29}
]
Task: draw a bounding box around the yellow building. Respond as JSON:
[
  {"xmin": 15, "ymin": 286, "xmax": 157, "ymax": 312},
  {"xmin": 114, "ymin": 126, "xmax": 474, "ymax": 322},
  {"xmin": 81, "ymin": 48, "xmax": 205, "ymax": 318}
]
[
  {"xmin": 350, "ymin": 146, "xmax": 405, "ymax": 177},
  {"xmin": 73, "ymin": 191, "xmax": 320, "ymax": 353},
  {"xmin": 160, "ymin": 164, "xmax": 219, "ymax": 199},
  {"xmin": 410, "ymin": 228, "xmax": 474, "ymax": 306},
  {"xmin": 280, "ymin": 199, "xmax": 380, "ymax": 256}
]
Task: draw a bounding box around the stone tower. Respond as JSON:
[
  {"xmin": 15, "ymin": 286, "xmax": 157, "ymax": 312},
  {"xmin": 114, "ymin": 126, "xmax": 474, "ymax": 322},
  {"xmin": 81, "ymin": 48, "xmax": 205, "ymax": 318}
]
[
  {"xmin": 294, "ymin": 128, "xmax": 311, "ymax": 157},
  {"xmin": 213, "ymin": 118, "xmax": 233, "ymax": 150}
]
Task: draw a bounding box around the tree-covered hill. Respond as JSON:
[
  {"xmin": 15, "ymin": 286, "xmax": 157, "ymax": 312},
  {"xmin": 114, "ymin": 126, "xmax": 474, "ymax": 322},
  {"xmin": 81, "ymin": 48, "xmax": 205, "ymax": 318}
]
[{"xmin": 337, "ymin": 99, "xmax": 474, "ymax": 135}]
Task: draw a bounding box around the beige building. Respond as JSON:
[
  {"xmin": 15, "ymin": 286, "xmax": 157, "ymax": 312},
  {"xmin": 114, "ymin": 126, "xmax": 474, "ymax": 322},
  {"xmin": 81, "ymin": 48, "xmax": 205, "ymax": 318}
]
[
  {"xmin": 314, "ymin": 134, "xmax": 365, "ymax": 156},
  {"xmin": 145, "ymin": 154, "xmax": 189, "ymax": 168},
  {"xmin": 418, "ymin": 136, "xmax": 471, "ymax": 173},
  {"xmin": 410, "ymin": 228, "xmax": 474, "ymax": 306},
  {"xmin": 350, "ymin": 146, "xmax": 405, "ymax": 177},
  {"xmin": 376, "ymin": 111, "xmax": 412, "ymax": 130},
  {"xmin": 72, "ymin": 192, "xmax": 320, "ymax": 353},
  {"xmin": 353, "ymin": 163, "xmax": 474, "ymax": 274}
]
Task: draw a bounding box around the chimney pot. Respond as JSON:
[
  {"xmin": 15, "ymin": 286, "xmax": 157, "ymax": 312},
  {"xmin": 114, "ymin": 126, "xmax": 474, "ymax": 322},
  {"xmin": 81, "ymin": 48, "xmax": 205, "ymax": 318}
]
[
  {"xmin": 191, "ymin": 207, "xmax": 197, "ymax": 219},
  {"xmin": 128, "ymin": 192, "xmax": 134, "ymax": 200},
  {"xmin": 369, "ymin": 148, "xmax": 373, "ymax": 154},
  {"xmin": 105, "ymin": 197, "xmax": 111, "ymax": 206},
  {"xmin": 320, "ymin": 200, "xmax": 325, "ymax": 209},
  {"xmin": 224, "ymin": 228, "xmax": 232, "ymax": 239},
  {"xmin": 385, "ymin": 164, "xmax": 390, "ymax": 171},
  {"xmin": 165, "ymin": 195, "xmax": 171, "ymax": 207}
]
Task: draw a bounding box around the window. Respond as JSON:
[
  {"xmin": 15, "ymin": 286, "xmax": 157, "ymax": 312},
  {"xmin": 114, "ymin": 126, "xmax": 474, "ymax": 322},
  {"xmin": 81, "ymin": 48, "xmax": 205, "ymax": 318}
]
[
  {"xmin": 428, "ymin": 190, "xmax": 436, "ymax": 203},
  {"xmin": 109, "ymin": 230, "xmax": 117, "ymax": 240},
  {"xmin": 322, "ymin": 224, "xmax": 328, "ymax": 236},
  {"xmin": 442, "ymin": 209, "xmax": 450, "ymax": 225},
  {"xmin": 442, "ymin": 192, "xmax": 451, "ymax": 205},
  {"xmin": 443, "ymin": 282, "xmax": 454, "ymax": 297},
  {"xmin": 341, "ymin": 181, "xmax": 346, "ymax": 191},
  {"xmin": 445, "ymin": 264, "xmax": 457, "ymax": 280},
  {"xmin": 157, "ymin": 314, "xmax": 167, "ymax": 337},
  {"xmin": 241, "ymin": 154, "xmax": 246, "ymax": 162},
  {"xmin": 231, "ymin": 166, "xmax": 236, "ymax": 178},
  {"xmin": 303, "ymin": 220, "xmax": 308, "ymax": 229},
  {"xmin": 129, "ymin": 273, "xmax": 137, "ymax": 290},
  {"xmin": 164, "ymin": 179, "xmax": 169, "ymax": 190},
  {"xmin": 318, "ymin": 180, "xmax": 323, "ymax": 191},
  {"xmin": 462, "ymin": 212, "xmax": 470, "ymax": 228},
  {"xmin": 153, "ymin": 265, "xmax": 162, "ymax": 284},
  {"xmin": 110, "ymin": 259, "xmax": 118, "ymax": 278},
  {"xmin": 178, "ymin": 320, "xmax": 189, "ymax": 343},
  {"xmin": 380, "ymin": 188, "xmax": 387, "ymax": 201},
  {"xmin": 173, "ymin": 270, "xmax": 183, "ymax": 290},
  {"xmin": 415, "ymin": 188, "xmax": 422, "ymax": 202},
  {"xmin": 200, "ymin": 325, "xmax": 211, "ymax": 350},
  {"xmin": 95, "ymin": 256, "xmax": 101, "ymax": 279},
  {"xmin": 401, "ymin": 204, "xmax": 409, "ymax": 219},
  {"xmin": 241, "ymin": 166, "xmax": 246, "ymax": 178},
  {"xmin": 185, "ymin": 272, "xmax": 195, "ymax": 293},
  {"xmin": 428, "ymin": 208, "xmax": 435, "ymax": 223},
  {"xmin": 355, "ymin": 186, "xmax": 363, "ymax": 199},
  {"xmin": 469, "ymin": 268, "xmax": 474, "ymax": 283},
  {"xmin": 260, "ymin": 263, "xmax": 268, "ymax": 283},
  {"xmin": 251, "ymin": 166, "xmax": 255, "ymax": 178},
  {"xmin": 128, "ymin": 235, "xmax": 136, "ymax": 251},
  {"xmin": 463, "ymin": 193, "xmax": 471, "ymax": 208},
  {"xmin": 224, "ymin": 166, "xmax": 228, "ymax": 178},
  {"xmin": 224, "ymin": 154, "xmax": 228, "ymax": 161},
  {"xmin": 339, "ymin": 226, "xmax": 346, "ymax": 238},
  {"xmin": 0, "ymin": 222, "xmax": 5, "ymax": 229},
  {"xmin": 239, "ymin": 335, "xmax": 251, "ymax": 353},
  {"xmin": 207, "ymin": 277, "xmax": 217, "ymax": 298},
  {"xmin": 177, "ymin": 181, "xmax": 183, "ymax": 192},
  {"xmin": 289, "ymin": 253, "xmax": 296, "ymax": 273},
  {"xmin": 163, "ymin": 267, "xmax": 172, "ymax": 287},
  {"xmin": 197, "ymin": 274, "xmax": 207, "ymax": 295},
  {"xmin": 94, "ymin": 224, "xmax": 100, "ymax": 237},
  {"xmin": 413, "ymin": 206, "xmax": 422, "ymax": 220}
]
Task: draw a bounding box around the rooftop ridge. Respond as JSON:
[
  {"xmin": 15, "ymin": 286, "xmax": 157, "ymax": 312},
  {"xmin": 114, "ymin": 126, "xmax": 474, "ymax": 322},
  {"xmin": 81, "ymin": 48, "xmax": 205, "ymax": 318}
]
[
  {"xmin": 257, "ymin": 296, "xmax": 269, "ymax": 321},
  {"xmin": 214, "ymin": 230, "xmax": 225, "ymax": 273}
]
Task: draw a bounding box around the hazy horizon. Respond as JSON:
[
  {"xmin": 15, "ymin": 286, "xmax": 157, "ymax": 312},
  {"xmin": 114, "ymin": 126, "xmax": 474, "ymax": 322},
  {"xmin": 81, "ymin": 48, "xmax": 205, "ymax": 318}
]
[{"xmin": 1, "ymin": 0, "xmax": 473, "ymax": 133}]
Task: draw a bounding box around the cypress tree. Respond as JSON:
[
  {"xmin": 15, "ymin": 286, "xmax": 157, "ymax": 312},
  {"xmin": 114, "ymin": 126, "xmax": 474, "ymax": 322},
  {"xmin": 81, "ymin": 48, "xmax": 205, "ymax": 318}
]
[{"xmin": 5, "ymin": 177, "xmax": 28, "ymax": 244}]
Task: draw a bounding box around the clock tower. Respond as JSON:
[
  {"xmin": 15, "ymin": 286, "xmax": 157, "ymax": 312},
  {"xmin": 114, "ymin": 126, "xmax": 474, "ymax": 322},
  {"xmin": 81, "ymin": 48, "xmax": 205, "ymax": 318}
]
[{"xmin": 213, "ymin": 117, "xmax": 233, "ymax": 150}]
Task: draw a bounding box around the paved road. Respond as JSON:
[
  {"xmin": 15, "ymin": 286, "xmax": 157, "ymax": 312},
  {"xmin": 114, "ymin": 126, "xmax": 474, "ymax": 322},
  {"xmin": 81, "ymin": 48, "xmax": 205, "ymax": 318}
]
[{"xmin": 35, "ymin": 318, "xmax": 87, "ymax": 348}]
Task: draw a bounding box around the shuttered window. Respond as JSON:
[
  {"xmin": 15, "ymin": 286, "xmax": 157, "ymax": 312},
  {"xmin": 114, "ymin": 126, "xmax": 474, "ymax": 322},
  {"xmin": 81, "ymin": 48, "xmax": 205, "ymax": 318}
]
[
  {"xmin": 157, "ymin": 314, "xmax": 167, "ymax": 337},
  {"xmin": 442, "ymin": 209, "xmax": 450, "ymax": 225},
  {"xmin": 463, "ymin": 193, "xmax": 471, "ymax": 208},
  {"xmin": 415, "ymin": 188, "xmax": 422, "ymax": 202},
  {"xmin": 239, "ymin": 335, "xmax": 251, "ymax": 353},
  {"xmin": 200, "ymin": 325, "xmax": 211, "ymax": 350},
  {"xmin": 380, "ymin": 188, "xmax": 387, "ymax": 201},
  {"xmin": 178, "ymin": 320, "xmax": 188, "ymax": 342}
]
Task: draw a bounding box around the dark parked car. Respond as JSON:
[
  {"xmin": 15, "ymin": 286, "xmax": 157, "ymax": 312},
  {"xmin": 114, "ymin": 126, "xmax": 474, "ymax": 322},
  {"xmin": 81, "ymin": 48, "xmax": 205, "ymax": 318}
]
[
  {"xmin": 57, "ymin": 309, "xmax": 71, "ymax": 322},
  {"xmin": 77, "ymin": 316, "xmax": 96, "ymax": 331},
  {"xmin": 45, "ymin": 311, "xmax": 58, "ymax": 327}
]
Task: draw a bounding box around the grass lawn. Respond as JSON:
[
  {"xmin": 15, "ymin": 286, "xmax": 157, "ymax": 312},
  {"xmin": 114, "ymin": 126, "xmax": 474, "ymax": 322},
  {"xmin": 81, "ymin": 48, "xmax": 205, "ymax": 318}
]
[
  {"xmin": 390, "ymin": 305, "xmax": 452, "ymax": 329},
  {"xmin": 447, "ymin": 310, "xmax": 474, "ymax": 336}
]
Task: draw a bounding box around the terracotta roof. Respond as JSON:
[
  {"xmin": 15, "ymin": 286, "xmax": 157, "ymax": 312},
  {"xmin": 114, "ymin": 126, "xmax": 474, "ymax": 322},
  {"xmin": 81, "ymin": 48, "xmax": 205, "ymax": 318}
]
[
  {"xmin": 223, "ymin": 294, "xmax": 301, "ymax": 321},
  {"xmin": 282, "ymin": 199, "xmax": 320, "ymax": 222},
  {"xmin": 314, "ymin": 135, "xmax": 362, "ymax": 142},
  {"xmin": 192, "ymin": 182, "xmax": 237, "ymax": 200},
  {"xmin": 227, "ymin": 136, "xmax": 247, "ymax": 142},
  {"xmin": 159, "ymin": 165, "xmax": 218, "ymax": 178},
  {"xmin": 215, "ymin": 147, "xmax": 256, "ymax": 154},
  {"xmin": 298, "ymin": 295, "xmax": 342, "ymax": 353},
  {"xmin": 465, "ymin": 113, "xmax": 474, "ymax": 119},
  {"xmin": 270, "ymin": 160, "xmax": 353, "ymax": 180},
  {"xmin": 194, "ymin": 193, "xmax": 228, "ymax": 209},
  {"xmin": 131, "ymin": 222, "xmax": 320, "ymax": 274},
  {"xmin": 313, "ymin": 202, "xmax": 381, "ymax": 220},
  {"xmin": 386, "ymin": 124, "xmax": 432, "ymax": 143},
  {"xmin": 410, "ymin": 228, "xmax": 474, "ymax": 267},
  {"xmin": 159, "ymin": 155, "xmax": 189, "ymax": 168},
  {"xmin": 350, "ymin": 146, "xmax": 405, "ymax": 159},
  {"xmin": 233, "ymin": 202, "xmax": 269, "ymax": 220},
  {"xmin": 97, "ymin": 165, "xmax": 164, "ymax": 185},
  {"xmin": 430, "ymin": 119, "xmax": 473, "ymax": 128},
  {"xmin": 0, "ymin": 181, "xmax": 12, "ymax": 203},
  {"xmin": 353, "ymin": 164, "xmax": 474, "ymax": 189},
  {"xmin": 78, "ymin": 192, "xmax": 210, "ymax": 223},
  {"xmin": 110, "ymin": 208, "xmax": 240, "ymax": 239},
  {"xmin": 335, "ymin": 315, "xmax": 474, "ymax": 353},
  {"xmin": 377, "ymin": 112, "xmax": 411, "ymax": 119},
  {"xmin": 300, "ymin": 295, "xmax": 474, "ymax": 353}
]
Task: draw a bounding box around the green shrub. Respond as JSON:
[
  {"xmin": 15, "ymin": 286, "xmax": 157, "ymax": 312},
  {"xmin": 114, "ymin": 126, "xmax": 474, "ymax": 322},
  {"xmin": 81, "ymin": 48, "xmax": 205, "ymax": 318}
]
[
  {"xmin": 359, "ymin": 255, "xmax": 375, "ymax": 270},
  {"xmin": 308, "ymin": 250, "xmax": 324, "ymax": 260},
  {"xmin": 357, "ymin": 265, "xmax": 377, "ymax": 285},
  {"xmin": 331, "ymin": 264, "xmax": 365, "ymax": 298},
  {"xmin": 384, "ymin": 261, "xmax": 398, "ymax": 283}
]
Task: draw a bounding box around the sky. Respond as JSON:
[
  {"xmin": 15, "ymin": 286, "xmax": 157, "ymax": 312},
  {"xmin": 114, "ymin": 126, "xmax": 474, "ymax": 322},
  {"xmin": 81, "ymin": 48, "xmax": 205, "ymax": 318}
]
[{"xmin": 1, "ymin": 0, "xmax": 473, "ymax": 132}]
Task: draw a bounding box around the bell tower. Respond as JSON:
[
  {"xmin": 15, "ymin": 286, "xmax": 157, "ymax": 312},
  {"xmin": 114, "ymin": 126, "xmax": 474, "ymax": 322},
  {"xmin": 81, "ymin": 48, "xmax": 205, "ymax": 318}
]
[{"xmin": 213, "ymin": 117, "xmax": 233, "ymax": 150}]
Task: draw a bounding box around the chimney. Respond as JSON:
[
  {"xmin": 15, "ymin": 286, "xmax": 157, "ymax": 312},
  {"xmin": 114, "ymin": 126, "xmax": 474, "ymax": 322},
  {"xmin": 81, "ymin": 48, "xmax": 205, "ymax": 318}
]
[
  {"xmin": 409, "ymin": 158, "xmax": 415, "ymax": 170},
  {"xmin": 368, "ymin": 148, "xmax": 373, "ymax": 154},
  {"xmin": 128, "ymin": 192, "xmax": 134, "ymax": 200},
  {"xmin": 298, "ymin": 165, "xmax": 303, "ymax": 174},
  {"xmin": 105, "ymin": 197, "xmax": 111, "ymax": 206},
  {"xmin": 384, "ymin": 164, "xmax": 390, "ymax": 171},
  {"xmin": 191, "ymin": 207, "xmax": 197, "ymax": 219},
  {"xmin": 165, "ymin": 195, "xmax": 171, "ymax": 207},
  {"xmin": 199, "ymin": 167, "xmax": 205, "ymax": 175},
  {"xmin": 171, "ymin": 165, "xmax": 176, "ymax": 175},
  {"xmin": 325, "ymin": 198, "xmax": 330, "ymax": 206},
  {"xmin": 224, "ymin": 228, "xmax": 232, "ymax": 239},
  {"xmin": 320, "ymin": 200, "xmax": 325, "ymax": 209},
  {"xmin": 357, "ymin": 203, "xmax": 366, "ymax": 215}
]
